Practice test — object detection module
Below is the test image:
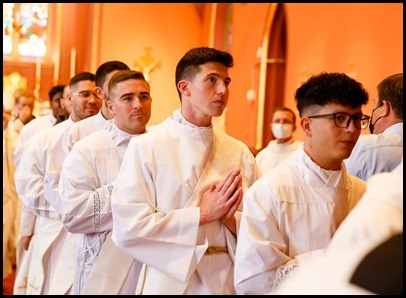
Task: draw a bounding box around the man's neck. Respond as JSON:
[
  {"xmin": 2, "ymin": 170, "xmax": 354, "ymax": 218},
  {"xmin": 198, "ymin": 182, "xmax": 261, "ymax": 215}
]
[{"xmin": 276, "ymin": 137, "xmax": 293, "ymax": 144}]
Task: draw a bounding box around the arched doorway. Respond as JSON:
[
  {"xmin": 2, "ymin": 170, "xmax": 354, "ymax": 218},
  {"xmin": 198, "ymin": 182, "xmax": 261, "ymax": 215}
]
[{"xmin": 256, "ymin": 3, "xmax": 287, "ymax": 152}]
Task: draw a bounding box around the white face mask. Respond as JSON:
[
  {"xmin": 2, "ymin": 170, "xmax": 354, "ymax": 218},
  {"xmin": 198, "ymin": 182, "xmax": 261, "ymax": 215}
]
[{"xmin": 272, "ymin": 123, "xmax": 293, "ymax": 139}]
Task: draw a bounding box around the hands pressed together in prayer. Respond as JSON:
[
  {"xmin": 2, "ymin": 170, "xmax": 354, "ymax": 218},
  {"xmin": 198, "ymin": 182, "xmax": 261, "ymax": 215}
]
[{"xmin": 199, "ymin": 168, "xmax": 242, "ymax": 234}]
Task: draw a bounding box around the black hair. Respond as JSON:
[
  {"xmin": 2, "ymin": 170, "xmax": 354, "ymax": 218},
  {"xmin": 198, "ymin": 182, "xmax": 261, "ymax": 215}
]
[
  {"xmin": 295, "ymin": 72, "xmax": 369, "ymax": 117},
  {"xmin": 48, "ymin": 84, "xmax": 65, "ymax": 102},
  {"xmin": 95, "ymin": 61, "xmax": 130, "ymax": 88},
  {"xmin": 175, "ymin": 47, "xmax": 233, "ymax": 99},
  {"xmin": 69, "ymin": 72, "xmax": 95, "ymax": 88}
]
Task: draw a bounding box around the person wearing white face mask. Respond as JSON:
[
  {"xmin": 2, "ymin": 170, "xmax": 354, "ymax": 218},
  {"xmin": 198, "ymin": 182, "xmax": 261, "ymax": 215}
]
[{"xmin": 255, "ymin": 106, "xmax": 302, "ymax": 174}]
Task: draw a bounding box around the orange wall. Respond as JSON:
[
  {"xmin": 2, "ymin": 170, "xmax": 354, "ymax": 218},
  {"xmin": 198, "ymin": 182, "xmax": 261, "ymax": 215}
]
[
  {"xmin": 4, "ymin": 4, "xmax": 402, "ymax": 150},
  {"xmin": 97, "ymin": 3, "xmax": 205, "ymax": 126},
  {"xmin": 96, "ymin": 3, "xmax": 402, "ymax": 149},
  {"xmin": 226, "ymin": 4, "xmax": 270, "ymax": 149},
  {"xmin": 283, "ymin": 3, "xmax": 403, "ymax": 141},
  {"xmin": 227, "ymin": 3, "xmax": 402, "ymax": 149}
]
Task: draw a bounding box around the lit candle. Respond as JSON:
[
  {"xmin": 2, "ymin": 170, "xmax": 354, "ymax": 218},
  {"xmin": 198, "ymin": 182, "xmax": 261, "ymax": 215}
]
[
  {"xmin": 70, "ymin": 47, "xmax": 76, "ymax": 78},
  {"xmin": 53, "ymin": 50, "xmax": 60, "ymax": 85},
  {"xmin": 35, "ymin": 57, "xmax": 41, "ymax": 87}
]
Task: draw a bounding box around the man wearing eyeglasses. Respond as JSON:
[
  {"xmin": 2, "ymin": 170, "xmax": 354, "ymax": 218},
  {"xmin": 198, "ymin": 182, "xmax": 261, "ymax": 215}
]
[
  {"xmin": 344, "ymin": 73, "xmax": 403, "ymax": 181},
  {"xmin": 235, "ymin": 72, "xmax": 369, "ymax": 295},
  {"xmin": 66, "ymin": 61, "xmax": 130, "ymax": 152},
  {"xmin": 14, "ymin": 72, "xmax": 100, "ymax": 295}
]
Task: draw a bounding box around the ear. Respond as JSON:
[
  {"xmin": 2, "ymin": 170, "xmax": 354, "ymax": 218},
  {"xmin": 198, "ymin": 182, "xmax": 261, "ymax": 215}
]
[
  {"xmin": 381, "ymin": 100, "xmax": 391, "ymax": 117},
  {"xmin": 94, "ymin": 86, "xmax": 104, "ymax": 100},
  {"xmin": 66, "ymin": 93, "xmax": 73, "ymax": 104},
  {"xmin": 177, "ymin": 80, "xmax": 191, "ymax": 97},
  {"xmin": 107, "ymin": 99, "xmax": 114, "ymax": 115},
  {"xmin": 300, "ymin": 117, "xmax": 311, "ymax": 136}
]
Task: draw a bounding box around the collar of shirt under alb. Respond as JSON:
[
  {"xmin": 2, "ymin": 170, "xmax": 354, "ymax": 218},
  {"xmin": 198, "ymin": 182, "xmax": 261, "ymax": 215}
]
[
  {"xmin": 173, "ymin": 108, "xmax": 213, "ymax": 130},
  {"xmin": 103, "ymin": 119, "xmax": 144, "ymax": 147},
  {"xmin": 297, "ymin": 144, "xmax": 346, "ymax": 187}
]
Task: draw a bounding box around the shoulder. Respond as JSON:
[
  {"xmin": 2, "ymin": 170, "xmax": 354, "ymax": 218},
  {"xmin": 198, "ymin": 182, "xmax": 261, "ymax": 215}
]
[
  {"xmin": 74, "ymin": 129, "xmax": 107, "ymax": 148},
  {"xmin": 47, "ymin": 119, "xmax": 71, "ymax": 139},
  {"xmin": 71, "ymin": 114, "xmax": 98, "ymax": 129},
  {"xmin": 353, "ymin": 134, "xmax": 380, "ymax": 149},
  {"xmin": 355, "ymin": 133, "xmax": 402, "ymax": 151},
  {"xmin": 128, "ymin": 122, "xmax": 165, "ymax": 147},
  {"xmin": 255, "ymin": 147, "xmax": 268, "ymax": 160},
  {"xmin": 251, "ymin": 160, "xmax": 300, "ymax": 190},
  {"xmin": 29, "ymin": 126, "xmax": 52, "ymax": 144},
  {"xmin": 214, "ymin": 129, "xmax": 248, "ymax": 148},
  {"xmin": 256, "ymin": 141, "xmax": 274, "ymax": 154},
  {"xmin": 21, "ymin": 114, "xmax": 47, "ymax": 128},
  {"xmin": 363, "ymin": 162, "xmax": 403, "ymax": 209}
]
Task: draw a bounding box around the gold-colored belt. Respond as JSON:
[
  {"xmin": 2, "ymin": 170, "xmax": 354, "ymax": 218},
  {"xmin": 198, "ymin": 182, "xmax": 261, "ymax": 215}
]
[{"xmin": 205, "ymin": 246, "xmax": 228, "ymax": 255}]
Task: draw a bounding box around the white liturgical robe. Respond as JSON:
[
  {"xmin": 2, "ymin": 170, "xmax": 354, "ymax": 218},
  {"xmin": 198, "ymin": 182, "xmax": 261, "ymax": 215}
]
[
  {"xmin": 3, "ymin": 126, "xmax": 19, "ymax": 279},
  {"xmin": 58, "ymin": 120, "xmax": 143, "ymax": 294},
  {"xmin": 14, "ymin": 111, "xmax": 107, "ymax": 295},
  {"xmin": 14, "ymin": 118, "xmax": 76, "ymax": 295},
  {"xmin": 273, "ymin": 159, "xmax": 403, "ymax": 295},
  {"xmin": 66, "ymin": 110, "xmax": 107, "ymax": 151},
  {"xmin": 13, "ymin": 113, "xmax": 57, "ymax": 166},
  {"xmin": 234, "ymin": 144, "xmax": 367, "ymax": 294},
  {"xmin": 111, "ymin": 109, "xmax": 261, "ymax": 295},
  {"xmin": 255, "ymin": 139, "xmax": 302, "ymax": 175},
  {"xmin": 329, "ymin": 158, "xmax": 403, "ymax": 250}
]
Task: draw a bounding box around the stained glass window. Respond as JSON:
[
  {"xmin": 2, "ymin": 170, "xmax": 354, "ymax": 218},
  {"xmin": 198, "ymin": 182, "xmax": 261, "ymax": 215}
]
[
  {"xmin": 3, "ymin": 3, "xmax": 49, "ymax": 58},
  {"xmin": 3, "ymin": 3, "xmax": 14, "ymax": 55}
]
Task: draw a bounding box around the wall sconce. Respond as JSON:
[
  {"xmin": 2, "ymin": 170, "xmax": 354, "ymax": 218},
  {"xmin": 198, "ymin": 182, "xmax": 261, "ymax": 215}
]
[
  {"xmin": 246, "ymin": 88, "xmax": 256, "ymax": 101},
  {"xmin": 246, "ymin": 48, "xmax": 262, "ymax": 101}
]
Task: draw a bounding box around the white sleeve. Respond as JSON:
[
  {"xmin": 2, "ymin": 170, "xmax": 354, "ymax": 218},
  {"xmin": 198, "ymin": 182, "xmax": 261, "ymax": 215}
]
[{"xmin": 59, "ymin": 144, "xmax": 114, "ymax": 233}]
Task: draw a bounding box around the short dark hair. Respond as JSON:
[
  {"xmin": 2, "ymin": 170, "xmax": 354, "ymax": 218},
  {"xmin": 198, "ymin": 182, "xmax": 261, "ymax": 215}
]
[
  {"xmin": 108, "ymin": 70, "xmax": 147, "ymax": 99},
  {"xmin": 48, "ymin": 85, "xmax": 65, "ymax": 102},
  {"xmin": 273, "ymin": 106, "xmax": 297, "ymax": 124},
  {"xmin": 70, "ymin": 72, "xmax": 95, "ymax": 89},
  {"xmin": 175, "ymin": 47, "xmax": 234, "ymax": 98},
  {"xmin": 295, "ymin": 72, "xmax": 369, "ymax": 117},
  {"xmin": 95, "ymin": 61, "xmax": 130, "ymax": 88},
  {"xmin": 377, "ymin": 73, "xmax": 403, "ymax": 119}
]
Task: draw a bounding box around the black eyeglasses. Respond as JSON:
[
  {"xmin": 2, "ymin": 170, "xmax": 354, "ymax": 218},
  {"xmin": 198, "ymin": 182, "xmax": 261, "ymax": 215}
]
[{"xmin": 308, "ymin": 112, "xmax": 370, "ymax": 130}]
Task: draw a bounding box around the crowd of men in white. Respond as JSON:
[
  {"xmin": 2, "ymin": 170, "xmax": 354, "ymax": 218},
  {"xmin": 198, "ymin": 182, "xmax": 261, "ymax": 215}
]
[{"xmin": 3, "ymin": 48, "xmax": 403, "ymax": 295}]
